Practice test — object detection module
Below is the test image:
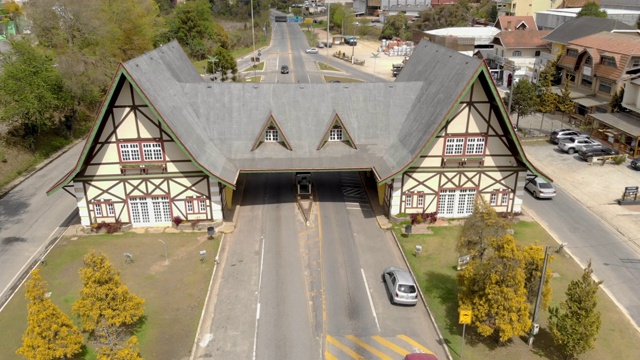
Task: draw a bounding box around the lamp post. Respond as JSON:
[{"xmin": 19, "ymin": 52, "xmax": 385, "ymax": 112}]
[
  {"xmin": 158, "ymin": 239, "xmax": 168, "ymax": 264},
  {"xmin": 371, "ymin": 52, "xmax": 380, "ymax": 74},
  {"xmin": 528, "ymin": 243, "xmax": 566, "ymax": 346},
  {"xmin": 326, "ymin": 1, "xmax": 330, "ymax": 62},
  {"xmin": 250, "ymin": 0, "xmax": 256, "ymax": 78}
]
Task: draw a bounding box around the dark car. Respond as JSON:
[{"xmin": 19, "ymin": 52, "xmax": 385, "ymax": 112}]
[
  {"xmin": 631, "ymin": 157, "xmax": 640, "ymax": 170},
  {"xmin": 549, "ymin": 129, "xmax": 585, "ymax": 144},
  {"xmin": 280, "ymin": 65, "xmax": 289, "ymax": 74},
  {"xmin": 578, "ymin": 146, "xmax": 619, "ymax": 161}
]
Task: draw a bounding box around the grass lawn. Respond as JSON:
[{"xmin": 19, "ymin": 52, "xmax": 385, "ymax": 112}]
[
  {"xmin": 318, "ymin": 62, "xmax": 340, "ymax": 71},
  {"xmin": 394, "ymin": 220, "xmax": 640, "ymax": 360},
  {"xmin": 241, "ymin": 62, "xmax": 265, "ymax": 72},
  {"xmin": 323, "ymin": 75, "xmax": 363, "ymax": 83},
  {"xmin": 0, "ymin": 232, "xmax": 220, "ymax": 360}
]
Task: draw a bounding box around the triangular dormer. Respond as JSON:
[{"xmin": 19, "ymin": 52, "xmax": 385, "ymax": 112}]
[
  {"xmin": 316, "ymin": 112, "xmax": 357, "ymax": 150},
  {"xmin": 251, "ymin": 114, "xmax": 292, "ymax": 151}
]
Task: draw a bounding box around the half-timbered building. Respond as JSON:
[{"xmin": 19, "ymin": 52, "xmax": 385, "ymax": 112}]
[{"xmin": 48, "ymin": 40, "xmax": 546, "ymax": 227}]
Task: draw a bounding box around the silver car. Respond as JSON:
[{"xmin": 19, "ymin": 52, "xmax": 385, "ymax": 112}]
[
  {"xmin": 382, "ymin": 267, "xmax": 418, "ymax": 305},
  {"xmin": 525, "ymin": 177, "xmax": 556, "ymax": 199},
  {"xmin": 305, "ymin": 47, "xmax": 319, "ymax": 54}
]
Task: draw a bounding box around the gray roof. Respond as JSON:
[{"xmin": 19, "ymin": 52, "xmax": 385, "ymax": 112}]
[
  {"xmin": 118, "ymin": 40, "xmax": 483, "ymax": 185},
  {"xmin": 542, "ymin": 16, "xmax": 635, "ymax": 45}
]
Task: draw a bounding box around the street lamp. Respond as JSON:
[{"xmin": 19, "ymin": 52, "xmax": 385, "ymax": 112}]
[
  {"xmin": 250, "ymin": 0, "xmax": 256, "ymax": 78},
  {"xmin": 158, "ymin": 239, "xmax": 168, "ymax": 264},
  {"xmin": 528, "ymin": 243, "xmax": 567, "ymax": 346}
]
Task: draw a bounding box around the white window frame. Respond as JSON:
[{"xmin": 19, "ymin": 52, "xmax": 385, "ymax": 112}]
[
  {"xmin": 186, "ymin": 196, "xmax": 207, "ymax": 215},
  {"xmin": 512, "ymin": 51, "xmax": 522, "ymax": 57},
  {"xmin": 119, "ymin": 141, "xmax": 164, "ymax": 162},
  {"xmin": 438, "ymin": 188, "xmax": 476, "ymax": 217},
  {"xmin": 405, "ymin": 195, "xmax": 412, "ymax": 208},
  {"xmin": 501, "ymin": 192, "xmax": 509, "ymax": 205},
  {"xmin": 445, "ymin": 138, "xmax": 464, "ymax": 155},
  {"xmin": 265, "ymin": 129, "xmax": 279, "ymax": 142},
  {"xmin": 417, "ymin": 194, "xmax": 424, "ymax": 207},
  {"xmin": 129, "ymin": 196, "xmax": 172, "ymax": 226},
  {"xmin": 465, "ymin": 137, "xmax": 485, "ymax": 155},
  {"xmin": 329, "ymin": 128, "xmax": 343, "ymax": 141},
  {"xmin": 119, "ymin": 143, "xmax": 141, "ymax": 162},
  {"xmin": 490, "ymin": 193, "xmax": 498, "ymax": 206},
  {"xmin": 142, "ymin": 143, "xmax": 163, "ymax": 161},
  {"xmin": 106, "ymin": 203, "xmax": 115, "ymax": 216},
  {"xmin": 94, "ymin": 203, "xmax": 103, "ymax": 217}
]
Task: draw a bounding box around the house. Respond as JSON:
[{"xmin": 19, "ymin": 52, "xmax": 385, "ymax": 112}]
[
  {"xmin": 488, "ymin": 29, "xmax": 551, "ymax": 84},
  {"xmin": 415, "ymin": 27, "xmax": 500, "ymax": 56},
  {"xmin": 495, "ymin": 0, "xmax": 561, "ymax": 17},
  {"xmin": 494, "ymin": 15, "xmax": 537, "ymax": 31},
  {"xmin": 536, "ymin": 7, "xmax": 640, "ymax": 30},
  {"xmin": 47, "ymin": 40, "xmax": 546, "ymax": 228}
]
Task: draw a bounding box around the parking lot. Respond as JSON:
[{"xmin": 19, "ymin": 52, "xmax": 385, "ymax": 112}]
[{"xmin": 515, "ymin": 111, "xmax": 640, "ymax": 248}]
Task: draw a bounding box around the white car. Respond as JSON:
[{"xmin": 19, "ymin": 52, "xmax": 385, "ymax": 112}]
[
  {"xmin": 525, "ymin": 177, "xmax": 556, "ymax": 199},
  {"xmin": 305, "ymin": 47, "xmax": 319, "ymax": 54},
  {"xmin": 557, "ymin": 136, "xmax": 601, "ymax": 154}
]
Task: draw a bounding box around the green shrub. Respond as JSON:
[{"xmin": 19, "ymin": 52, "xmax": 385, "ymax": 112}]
[{"xmin": 613, "ymin": 154, "xmax": 627, "ymax": 165}]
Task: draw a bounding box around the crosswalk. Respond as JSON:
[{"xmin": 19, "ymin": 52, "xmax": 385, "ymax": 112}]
[
  {"xmin": 326, "ymin": 334, "xmax": 434, "ymax": 359},
  {"xmin": 339, "ymin": 173, "xmax": 371, "ymax": 212}
]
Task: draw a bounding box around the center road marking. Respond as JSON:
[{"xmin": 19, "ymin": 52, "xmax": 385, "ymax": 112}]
[
  {"xmin": 327, "ymin": 335, "xmax": 364, "ymax": 359},
  {"xmin": 361, "ymin": 268, "xmax": 380, "ymax": 332}
]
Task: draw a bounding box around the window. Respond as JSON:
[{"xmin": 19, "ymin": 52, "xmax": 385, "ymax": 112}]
[
  {"xmin": 186, "ymin": 196, "xmax": 207, "ymax": 214},
  {"xmin": 566, "ymin": 49, "xmax": 578, "ymax": 57},
  {"xmin": 93, "ymin": 200, "xmax": 115, "ymax": 218},
  {"xmin": 584, "ymin": 56, "xmax": 592, "ymax": 65},
  {"xmin": 489, "ymin": 190, "xmax": 510, "ymax": 207},
  {"xmin": 405, "ymin": 195, "xmax": 412, "ymax": 208},
  {"xmin": 465, "ymin": 137, "xmax": 485, "ymax": 155},
  {"xmin": 119, "ymin": 141, "xmax": 164, "ymax": 162},
  {"xmin": 501, "ymin": 192, "xmax": 509, "ymax": 205},
  {"xmin": 417, "ymin": 195, "xmax": 424, "ymax": 208},
  {"xmin": 512, "ymin": 51, "xmax": 522, "ymax": 57},
  {"xmin": 534, "ymin": 50, "xmax": 541, "ymax": 57},
  {"xmin": 438, "ymin": 189, "xmax": 476, "ymax": 217},
  {"xmin": 445, "ymin": 136, "xmax": 486, "ymax": 156},
  {"xmin": 602, "ymin": 56, "xmax": 616, "ymax": 67},
  {"xmin": 581, "ymin": 74, "xmax": 593, "ymax": 88},
  {"xmin": 142, "ymin": 143, "xmax": 163, "ymax": 161},
  {"xmin": 119, "ymin": 143, "xmax": 141, "ymax": 162},
  {"xmin": 598, "ymin": 80, "xmax": 612, "ymax": 95},
  {"xmin": 265, "ymin": 129, "xmax": 279, "ymax": 142},
  {"xmin": 329, "ymin": 127, "xmax": 343, "ymax": 141},
  {"xmin": 490, "ymin": 193, "xmax": 498, "ymax": 206},
  {"xmin": 632, "ymin": 58, "xmax": 640, "ymax": 68},
  {"xmin": 566, "ymin": 72, "xmax": 576, "ymax": 83},
  {"xmin": 445, "ymin": 138, "xmax": 464, "ymax": 155}
]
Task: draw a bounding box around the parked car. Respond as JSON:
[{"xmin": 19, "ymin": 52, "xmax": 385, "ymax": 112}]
[
  {"xmin": 557, "ymin": 136, "xmax": 601, "ymax": 154},
  {"xmin": 305, "ymin": 47, "xmax": 319, "ymax": 54},
  {"xmin": 280, "ymin": 65, "xmax": 289, "ymax": 74},
  {"xmin": 317, "ymin": 41, "xmax": 325, "ymax": 48},
  {"xmin": 549, "ymin": 129, "xmax": 588, "ymax": 144},
  {"xmin": 525, "ymin": 177, "xmax": 556, "ymax": 199},
  {"xmin": 382, "ymin": 267, "xmax": 418, "ymax": 305},
  {"xmin": 578, "ymin": 146, "xmax": 619, "ymax": 162},
  {"xmin": 631, "ymin": 157, "xmax": 640, "ymax": 170}
]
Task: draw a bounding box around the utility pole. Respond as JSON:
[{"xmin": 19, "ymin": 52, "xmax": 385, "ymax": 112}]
[
  {"xmin": 250, "ymin": 0, "xmax": 256, "ymax": 78},
  {"xmin": 326, "ymin": 2, "xmax": 330, "ymax": 62}
]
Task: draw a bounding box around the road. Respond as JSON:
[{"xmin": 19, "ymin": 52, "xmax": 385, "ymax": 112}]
[
  {"xmin": 0, "ymin": 144, "xmax": 81, "ymax": 309},
  {"xmin": 201, "ymin": 172, "xmax": 448, "ymax": 359}
]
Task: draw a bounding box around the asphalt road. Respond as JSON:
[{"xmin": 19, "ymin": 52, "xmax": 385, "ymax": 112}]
[{"xmin": 0, "ymin": 144, "xmax": 81, "ymax": 309}]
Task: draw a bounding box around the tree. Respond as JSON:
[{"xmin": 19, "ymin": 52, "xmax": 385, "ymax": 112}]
[
  {"xmin": 508, "ymin": 78, "xmax": 537, "ymax": 130},
  {"xmin": 610, "ymin": 85, "xmax": 625, "ymax": 112},
  {"xmin": 577, "ymin": 2, "xmax": 607, "ymax": 18},
  {"xmin": 548, "ymin": 261, "xmax": 602, "ymax": 359},
  {"xmin": 414, "ymin": 2, "xmax": 472, "ymax": 31},
  {"xmin": 486, "ymin": 4, "xmax": 498, "ymax": 23},
  {"xmin": 0, "ymin": 39, "xmax": 73, "ymax": 150},
  {"xmin": 98, "ymin": 335, "xmax": 142, "ymax": 360},
  {"xmin": 73, "ymin": 252, "xmax": 145, "ymax": 354},
  {"xmin": 380, "ymin": 13, "xmax": 410, "ymax": 40},
  {"xmin": 537, "ymin": 63, "xmax": 558, "ymax": 126},
  {"xmin": 457, "ymin": 196, "xmax": 510, "ymax": 262},
  {"xmin": 457, "ymin": 234, "xmax": 531, "ymax": 342},
  {"xmin": 328, "ymin": 3, "xmax": 353, "ymax": 35},
  {"xmin": 161, "ymin": 0, "xmax": 230, "ymax": 59},
  {"xmin": 17, "ymin": 269, "xmax": 83, "ymax": 360},
  {"xmin": 521, "ymin": 244, "xmax": 553, "ymax": 310},
  {"xmin": 211, "ymin": 46, "xmax": 238, "ymax": 81},
  {"xmin": 557, "ymin": 77, "xmax": 575, "ymax": 126}
]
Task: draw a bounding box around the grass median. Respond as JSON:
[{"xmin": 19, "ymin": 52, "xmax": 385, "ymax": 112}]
[
  {"xmin": 394, "ymin": 220, "xmax": 639, "ymax": 360},
  {"xmin": 0, "ymin": 231, "xmax": 220, "ymax": 360}
]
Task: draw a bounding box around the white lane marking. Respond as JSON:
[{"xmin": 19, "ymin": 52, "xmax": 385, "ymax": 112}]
[
  {"xmin": 252, "ymin": 235, "xmax": 266, "ymax": 360},
  {"xmin": 361, "ymin": 268, "xmax": 381, "ymax": 332}
]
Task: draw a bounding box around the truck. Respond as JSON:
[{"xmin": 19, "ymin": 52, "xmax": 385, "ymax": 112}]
[{"xmin": 275, "ymin": 15, "xmax": 287, "ymax": 22}]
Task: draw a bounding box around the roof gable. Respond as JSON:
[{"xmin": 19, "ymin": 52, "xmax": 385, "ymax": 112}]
[
  {"xmin": 251, "ymin": 114, "xmax": 292, "ymax": 151},
  {"xmin": 316, "ymin": 112, "xmax": 357, "ymax": 150},
  {"xmin": 495, "ymin": 16, "xmax": 536, "ymax": 31},
  {"xmin": 493, "ymin": 30, "xmax": 552, "ymax": 49}
]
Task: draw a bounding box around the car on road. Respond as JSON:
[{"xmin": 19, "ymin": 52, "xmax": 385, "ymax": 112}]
[
  {"xmin": 280, "ymin": 65, "xmax": 289, "ymax": 74},
  {"xmin": 631, "ymin": 157, "xmax": 640, "ymax": 170},
  {"xmin": 549, "ymin": 129, "xmax": 588, "ymax": 144},
  {"xmin": 305, "ymin": 47, "xmax": 319, "ymax": 54},
  {"xmin": 578, "ymin": 146, "xmax": 619, "ymax": 162},
  {"xmin": 382, "ymin": 267, "xmax": 418, "ymax": 305},
  {"xmin": 525, "ymin": 177, "xmax": 556, "ymax": 199},
  {"xmin": 557, "ymin": 136, "xmax": 601, "ymax": 154}
]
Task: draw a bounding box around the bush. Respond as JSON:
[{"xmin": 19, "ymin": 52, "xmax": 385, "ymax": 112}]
[
  {"xmin": 410, "ymin": 211, "xmax": 438, "ymax": 225},
  {"xmin": 172, "ymin": 216, "xmax": 184, "ymax": 226},
  {"xmin": 613, "ymin": 154, "xmax": 627, "ymax": 165}
]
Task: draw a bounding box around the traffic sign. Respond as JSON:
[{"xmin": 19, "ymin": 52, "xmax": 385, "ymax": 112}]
[{"xmin": 459, "ymin": 309, "xmax": 472, "ymax": 324}]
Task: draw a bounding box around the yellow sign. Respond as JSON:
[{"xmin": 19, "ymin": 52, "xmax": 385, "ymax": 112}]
[
  {"xmin": 304, "ymin": 18, "xmax": 313, "ymax": 24},
  {"xmin": 459, "ymin": 310, "xmax": 472, "ymax": 324}
]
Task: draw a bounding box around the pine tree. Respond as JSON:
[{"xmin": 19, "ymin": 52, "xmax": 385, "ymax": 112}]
[
  {"xmin": 548, "ymin": 261, "xmax": 602, "ymax": 358},
  {"xmin": 537, "ymin": 63, "xmax": 558, "ymax": 126},
  {"xmin": 457, "ymin": 196, "xmax": 510, "ymax": 262},
  {"xmin": 457, "ymin": 235, "xmax": 531, "ymax": 342},
  {"xmin": 17, "ymin": 269, "xmax": 83, "ymax": 360},
  {"xmin": 73, "ymin": 251, "xmax": 144, "ymax": 353}
]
